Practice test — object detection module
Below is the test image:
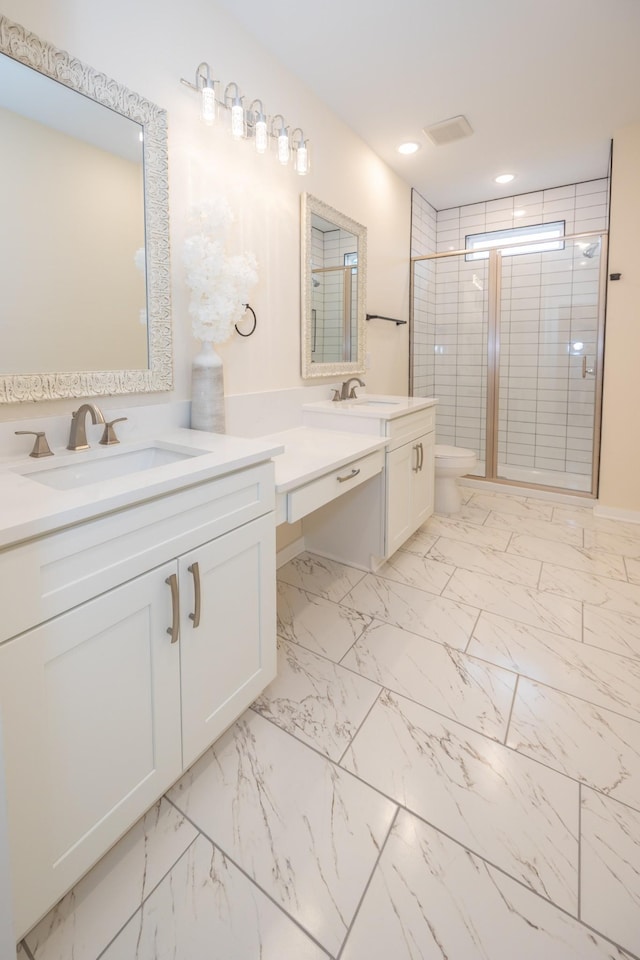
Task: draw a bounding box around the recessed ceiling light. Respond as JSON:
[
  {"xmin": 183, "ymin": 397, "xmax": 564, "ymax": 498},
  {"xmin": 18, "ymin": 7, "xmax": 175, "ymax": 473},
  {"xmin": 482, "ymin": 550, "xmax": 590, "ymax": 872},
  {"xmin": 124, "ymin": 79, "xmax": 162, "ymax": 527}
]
[
  {"xmin": 495, "ymin": 173, "xmax": 515, "ymax": 184},
  {"xmin": 398, "ymin": 142, "xmax": 420, "ymax": 155}
]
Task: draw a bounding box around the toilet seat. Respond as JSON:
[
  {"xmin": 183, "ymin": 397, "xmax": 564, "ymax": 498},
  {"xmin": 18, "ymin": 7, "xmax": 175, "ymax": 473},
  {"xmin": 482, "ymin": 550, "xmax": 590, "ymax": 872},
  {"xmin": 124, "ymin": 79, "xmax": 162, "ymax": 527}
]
[{"xmin": 434, "ymin": 444, "xmax": 476, "ymax": 467}]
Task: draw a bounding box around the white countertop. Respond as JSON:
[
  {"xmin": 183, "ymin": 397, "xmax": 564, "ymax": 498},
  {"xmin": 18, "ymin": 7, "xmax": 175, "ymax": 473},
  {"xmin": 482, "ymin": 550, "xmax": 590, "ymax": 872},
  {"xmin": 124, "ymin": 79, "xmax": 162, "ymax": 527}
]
[
  {"xmin": 0, "ymin": 429, "xmax": 283, "ymax": 549},
  {"xmin": 303, "ymin": 394, "xmax": 437, "ymax": 421},
  {"xmin": 260, "ymin": 427, "xmax": 388, "ymax": 493}
]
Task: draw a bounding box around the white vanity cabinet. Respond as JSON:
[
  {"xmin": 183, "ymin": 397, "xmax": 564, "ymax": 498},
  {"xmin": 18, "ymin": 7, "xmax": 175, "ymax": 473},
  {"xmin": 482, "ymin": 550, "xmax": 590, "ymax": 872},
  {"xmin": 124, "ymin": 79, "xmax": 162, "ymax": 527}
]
[
  {"xmin": 302, "ymin": 398, "xmax": 436, "ymax": 561},
  {"xmin": 0, "ymin": 461, "xmax": 276, "ymax": 940},
  {"xmin": 385, "ymin": 408, "xmax": 435, "ymax": 555}
]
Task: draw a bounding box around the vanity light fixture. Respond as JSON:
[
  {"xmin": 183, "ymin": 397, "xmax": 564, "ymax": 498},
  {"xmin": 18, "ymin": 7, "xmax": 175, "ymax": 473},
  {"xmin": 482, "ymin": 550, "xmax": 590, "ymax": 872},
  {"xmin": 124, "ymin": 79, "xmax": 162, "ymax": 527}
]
[
  {"xmin": 180, "ymin": 64, "xmax": 309, "ymax": 173},
  {"xmin": 225, "ymin": 82, "xmax": 244, "ymax": 140},
  {"xmin": 291, "ymin": 127, "xmax": 309, "ymax": 175},
  {"xmin": 195, "ymin": 62, "xmax": 217, "ymax": 126},
  {"xmin": 272, "ymin": 114, "xmax": 290, "ymax": 165},
  {"xmin": 250, "ymin": 99, "xmax": 268, "ymax": 154}
]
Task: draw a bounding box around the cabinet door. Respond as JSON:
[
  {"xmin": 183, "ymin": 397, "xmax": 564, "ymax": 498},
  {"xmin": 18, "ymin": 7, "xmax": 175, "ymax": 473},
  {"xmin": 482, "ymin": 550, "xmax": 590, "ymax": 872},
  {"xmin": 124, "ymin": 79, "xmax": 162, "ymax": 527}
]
[
  {"xmin": 412, "ymin": 430, "xmax": 435, "ymax": 528},
  {"xmin": 179, "ymin": 513, "xmax": 276, "ymax": 768},
  {"xmin": 386, "ymin": 440, "xmax": 420, "ymax": 556},
  {"xmin": 0, "ymin": 563, "xmax": 182, "ymax": 939}
]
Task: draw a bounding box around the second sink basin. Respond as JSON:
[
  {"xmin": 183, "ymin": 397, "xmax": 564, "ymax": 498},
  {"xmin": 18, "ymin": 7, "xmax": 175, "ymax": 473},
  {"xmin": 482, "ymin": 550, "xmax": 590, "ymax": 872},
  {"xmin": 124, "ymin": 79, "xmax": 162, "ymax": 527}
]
[{"xmin": 15, "ymin": 443, "xmax": 207, "ymax": 490}]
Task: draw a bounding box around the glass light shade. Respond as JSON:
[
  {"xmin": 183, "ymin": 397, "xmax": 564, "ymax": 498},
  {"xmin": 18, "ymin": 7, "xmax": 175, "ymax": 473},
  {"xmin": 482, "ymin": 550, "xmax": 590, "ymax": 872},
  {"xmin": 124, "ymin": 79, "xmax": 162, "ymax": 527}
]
[
  {"xmin": 255, "ymin": 118, "xmax": 268, "ymax": 154},
  {"xmin": 295, "ymin": 143, "xmax": 308, "ymax": 175},
  {"xmin": 278, "ymin": 132, "xmax": 290, "ymax": 165},
  {"xmin": 231, "ymin": 102, "xmax": 244, "ymax": 139},
  {"xmin": 201, "ymin": 86, "xmax": 216, "ymax": 125}
]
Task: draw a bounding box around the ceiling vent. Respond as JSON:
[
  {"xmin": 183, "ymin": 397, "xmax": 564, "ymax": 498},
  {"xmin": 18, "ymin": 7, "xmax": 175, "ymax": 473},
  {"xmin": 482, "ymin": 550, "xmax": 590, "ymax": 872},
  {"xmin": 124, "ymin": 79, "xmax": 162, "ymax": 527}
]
[{"xmin": 423, "ymin": 115, "xmax": 473, "ymax": 146}]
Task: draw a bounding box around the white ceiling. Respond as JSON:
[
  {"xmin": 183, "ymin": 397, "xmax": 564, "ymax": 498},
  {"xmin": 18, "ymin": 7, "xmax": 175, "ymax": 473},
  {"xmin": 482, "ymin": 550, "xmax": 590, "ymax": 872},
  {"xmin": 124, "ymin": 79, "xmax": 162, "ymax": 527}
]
[{"xmin": 217, "ymin": 0, "xmax": 640, "ymax": 209}]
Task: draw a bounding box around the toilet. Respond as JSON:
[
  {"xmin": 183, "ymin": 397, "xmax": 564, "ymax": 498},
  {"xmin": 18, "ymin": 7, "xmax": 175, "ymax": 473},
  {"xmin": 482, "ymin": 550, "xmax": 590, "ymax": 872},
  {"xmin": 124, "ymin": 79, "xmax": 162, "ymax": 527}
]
[{"xmin": 434, "ymin": 445, "xmax": 477, "ymax": 514}]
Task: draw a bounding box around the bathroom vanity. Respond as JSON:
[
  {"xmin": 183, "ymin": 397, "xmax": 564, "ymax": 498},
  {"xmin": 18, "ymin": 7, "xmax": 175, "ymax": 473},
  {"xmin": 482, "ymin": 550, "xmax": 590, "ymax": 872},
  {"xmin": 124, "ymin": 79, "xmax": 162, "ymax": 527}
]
[
  {"xmin": 302, "ymin": 395, "xmax": 437, "ymax": 565},
  {"xmin": 0, "ymin": 430, "xmax": 281, "ymax": 939}
]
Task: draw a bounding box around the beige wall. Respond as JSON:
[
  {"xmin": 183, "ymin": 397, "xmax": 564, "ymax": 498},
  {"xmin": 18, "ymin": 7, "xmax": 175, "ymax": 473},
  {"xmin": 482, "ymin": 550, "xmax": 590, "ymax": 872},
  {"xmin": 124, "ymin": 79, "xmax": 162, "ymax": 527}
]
[
  {"xmin": 0, "ymin": 108, "xmax": 146, "ymax": 375},
  {"xmin": 599, "ymin": 122, "xmax": 640, "ymax": 511},
  {"xmin": 0, "ymin": 0, "xmax": 411, "ymax": 422}
]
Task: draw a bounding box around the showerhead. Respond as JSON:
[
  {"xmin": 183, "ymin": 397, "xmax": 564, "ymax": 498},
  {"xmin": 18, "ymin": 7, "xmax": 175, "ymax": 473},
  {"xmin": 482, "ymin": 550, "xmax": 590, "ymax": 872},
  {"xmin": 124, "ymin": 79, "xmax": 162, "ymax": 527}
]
[
  {"xmin": 582, "ymin": 241, "xmax": 600, "ymax": 259},
  {"xmin": 312, "ymin": 276, "xmax": 320, "ymax": 288}
]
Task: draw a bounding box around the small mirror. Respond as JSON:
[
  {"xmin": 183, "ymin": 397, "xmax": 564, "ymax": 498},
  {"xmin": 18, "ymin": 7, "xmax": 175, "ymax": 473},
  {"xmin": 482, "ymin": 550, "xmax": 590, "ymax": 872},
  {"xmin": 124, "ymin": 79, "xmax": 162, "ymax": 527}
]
[{"xmin": 301, "ymin": 193, "xmax": 366, "ymax": 379}]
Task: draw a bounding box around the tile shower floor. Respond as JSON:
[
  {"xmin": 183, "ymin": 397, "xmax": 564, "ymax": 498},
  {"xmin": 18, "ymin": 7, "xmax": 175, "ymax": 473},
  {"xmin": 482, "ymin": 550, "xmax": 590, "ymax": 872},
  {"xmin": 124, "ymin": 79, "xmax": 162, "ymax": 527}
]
[{"xmin": 18, "ymin": 486, "xmax": 640, "ymax": 959}]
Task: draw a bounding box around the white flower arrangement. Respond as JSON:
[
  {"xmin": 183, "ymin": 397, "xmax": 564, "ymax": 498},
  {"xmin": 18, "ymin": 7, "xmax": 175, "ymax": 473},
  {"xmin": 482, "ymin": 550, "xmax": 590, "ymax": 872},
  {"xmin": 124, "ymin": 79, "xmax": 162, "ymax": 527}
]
[{"xmin": 184, "ymin": 198, "xmax": 258, "ymax": 344}]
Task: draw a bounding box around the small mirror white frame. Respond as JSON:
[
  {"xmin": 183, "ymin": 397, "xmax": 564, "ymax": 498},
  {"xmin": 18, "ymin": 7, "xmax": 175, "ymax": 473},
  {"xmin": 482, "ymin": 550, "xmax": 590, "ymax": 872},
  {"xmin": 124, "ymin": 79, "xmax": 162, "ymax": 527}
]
[{"xmin": 301, "ymin": 193, "xmax": 367, "ymax": 379}]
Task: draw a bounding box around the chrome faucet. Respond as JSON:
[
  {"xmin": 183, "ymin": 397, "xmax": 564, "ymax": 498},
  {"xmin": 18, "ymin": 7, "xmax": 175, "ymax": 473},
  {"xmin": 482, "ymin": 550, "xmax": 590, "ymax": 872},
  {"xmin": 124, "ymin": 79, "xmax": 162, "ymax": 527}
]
[
  {"xmin": 340, "ymin": 377, "xmax": 365, "ymax": 400},
  {"xmin": 67, "ymin": 403, "xmax": 106, "ymax": 451}
]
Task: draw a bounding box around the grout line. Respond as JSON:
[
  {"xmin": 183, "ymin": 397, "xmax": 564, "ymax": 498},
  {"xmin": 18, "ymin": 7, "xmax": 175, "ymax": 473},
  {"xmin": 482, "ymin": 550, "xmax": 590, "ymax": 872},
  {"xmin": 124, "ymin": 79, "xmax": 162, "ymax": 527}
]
[
  {"xmin": 337, "ymin": 687, "xmax": 384, "ymax": 767},
  {"xmin": 18, "ymin": 942, "xmax": 36, "ymax": 960},
  {"xmin": 503, "ymin": 673, "xmax": 520, "ymax": 746},
  {"xmin": 335, "ymin": 807, "xmax": 400, "ymax": 960},
  {"xmin": 94, "ymin": 832, "xmax": 201, "ymax": 960}
]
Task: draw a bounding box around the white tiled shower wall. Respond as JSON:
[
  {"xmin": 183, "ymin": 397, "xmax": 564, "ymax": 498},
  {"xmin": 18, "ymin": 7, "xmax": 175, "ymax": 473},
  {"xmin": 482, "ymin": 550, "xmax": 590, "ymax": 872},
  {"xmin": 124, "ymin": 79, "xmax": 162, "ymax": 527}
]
[
  {"xmin": 411, "ymin": 179, "xmax": 609, "ymax": 487},
  {"xmin": 311, "ymin": 226, "xmax": 359, "ymax": 363}
]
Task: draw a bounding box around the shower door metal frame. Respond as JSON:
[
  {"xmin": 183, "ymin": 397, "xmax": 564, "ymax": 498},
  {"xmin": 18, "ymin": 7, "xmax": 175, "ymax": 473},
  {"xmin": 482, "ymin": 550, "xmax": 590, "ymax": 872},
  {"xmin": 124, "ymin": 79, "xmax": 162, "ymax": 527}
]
[{"xmin": 411, "ymin": 230, "xmax": 608, "ymax": 498}]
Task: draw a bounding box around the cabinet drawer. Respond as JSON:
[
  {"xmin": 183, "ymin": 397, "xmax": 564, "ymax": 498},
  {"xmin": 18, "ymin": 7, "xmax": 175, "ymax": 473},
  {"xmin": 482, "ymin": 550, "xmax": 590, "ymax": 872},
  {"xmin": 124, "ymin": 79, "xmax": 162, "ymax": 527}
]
[
  {"xmin": 287, "ymin": 449, "xmax": 384, "ymax": 523},
  {"xmin": 0, "ymin": 462, "xmax": 274, "ymax": 643},
  {"xmin": 386, "ymin": 408, "xmax": 435, "ymax": 450}
]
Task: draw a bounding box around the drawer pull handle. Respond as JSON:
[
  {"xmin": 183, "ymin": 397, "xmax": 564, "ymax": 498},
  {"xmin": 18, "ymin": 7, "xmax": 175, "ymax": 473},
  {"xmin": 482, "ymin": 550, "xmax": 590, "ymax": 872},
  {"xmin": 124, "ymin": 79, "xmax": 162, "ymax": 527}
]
[
  {"xmin": 413, "ymin": 444, "xmax": 420, "ymax": 472},
  {"xmin": 418, "ymin": 441, "xmax": 424, "ymax": 471},
  {"xmin": 188, "ymin": 562, "xmax": 201, "ymax": 628},
  {"xmin": 337, "ymin": 467, "xmax": 361, "ymax": 483},
  {"xmin": 165, "ymin": 574, "xmax": 180, "ymax": 644}
]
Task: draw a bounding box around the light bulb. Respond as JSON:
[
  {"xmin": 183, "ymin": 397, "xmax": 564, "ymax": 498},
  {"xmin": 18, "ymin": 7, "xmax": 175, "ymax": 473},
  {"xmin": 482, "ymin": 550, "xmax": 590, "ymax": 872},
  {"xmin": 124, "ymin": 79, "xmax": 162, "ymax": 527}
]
[
  {"xmin": 295, "ymin": 143, "xmax": 308, "ymax": 175},
  {"xmin": 231, "ymin": 103, "xmax": 244, "ymax": 139},
  {"xmin": 201, "ymin": 86, "xmax": 216, "ymax": 125},
  {"xmin": 278, "ymin": 132, "xmax": 289, "ymax": 165},
  {"xmin": 255, "ymin": 118, "xmax": 268, "ymax": 154}
]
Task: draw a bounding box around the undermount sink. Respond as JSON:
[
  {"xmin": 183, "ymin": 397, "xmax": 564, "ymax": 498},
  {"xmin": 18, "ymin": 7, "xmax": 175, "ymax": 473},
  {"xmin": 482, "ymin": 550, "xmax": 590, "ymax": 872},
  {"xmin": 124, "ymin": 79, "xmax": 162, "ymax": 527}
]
[
  {"xmin": 347, "ymin": 399, "xmax": 401, "ymax": 406},
  {"xmin": 14, "ymin": 443, "xmax": 207, "ymax": 490}
]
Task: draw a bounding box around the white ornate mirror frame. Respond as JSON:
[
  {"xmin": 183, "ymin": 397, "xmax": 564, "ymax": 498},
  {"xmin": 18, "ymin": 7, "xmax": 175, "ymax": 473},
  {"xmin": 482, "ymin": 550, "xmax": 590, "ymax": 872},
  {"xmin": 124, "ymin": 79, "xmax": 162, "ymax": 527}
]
[
  {"xmin": 301, "ymin": 193, "xmax": 367, "ymax": 380},
  {"xmin": 0, "ymin": 15, "xmax": 173, "ymax": 403}
]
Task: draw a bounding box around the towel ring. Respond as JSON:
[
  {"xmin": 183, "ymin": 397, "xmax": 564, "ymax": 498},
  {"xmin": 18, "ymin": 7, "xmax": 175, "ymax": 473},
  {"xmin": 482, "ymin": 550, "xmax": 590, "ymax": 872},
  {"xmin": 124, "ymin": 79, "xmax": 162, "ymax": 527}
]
[{"xmin": 235, "ymin": 303, "xmax": 257, "ymax": 338}]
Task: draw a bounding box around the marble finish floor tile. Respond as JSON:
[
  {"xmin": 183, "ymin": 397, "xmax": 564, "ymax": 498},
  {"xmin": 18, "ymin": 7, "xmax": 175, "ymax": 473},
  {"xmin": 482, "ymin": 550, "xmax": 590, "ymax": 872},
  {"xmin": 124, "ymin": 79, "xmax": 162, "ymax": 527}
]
[
  {"xmin": 448, "ymin": 500, "xmax": 491, "ymax": 524},
  {"xmin": 374, "ymin": 548, "xmax": 455, "ymax": 594},
  {"xmin": 624, "ymin": 556, "xmax": 640, "ymax": 584},
  {"xmin": 583, "ymin": 605, "xmax": 640, "ymax": 659},
  {"xmin": 24, "ymin": 799, "xmax": 198, "ymax": 960},
  {"xmin": 101, "ymin": 835, "xmax": 330, "ymax": 960},
  {"xmin": 341, "ymin": 809, "xmax": 631, "ymax": 960},
  {"xmin": 277, "ymin": 552, "xmax": 366, "ymax": 603},
  {"xmin": 581, "ymin": 789, "xmax": 640, "ymax": 957},
  {"xmin": 553, "ymin": 507, "xmax": 640, "ymax": 537},
  {"xmin": 508, "ymin": 534, "xmax": 628, "ymax": 580},
  {"xmin": 276, "ymin": 581, "xmax": 371, "ymax": 661},
  {"xmin": 443, "ymin": 568, "xmax": 582, "ymax": 639},
  {"xmin": 428, "ymin": 536, "xmax": 542, "ymax": 586},
  {"xmin": 341, "ymin": 619, "xmax": 517, "ymax": 740},
  {"xmin": 415, "ymin": 514, "xmax": 512, "ymax": 551},
  {"xmin": 584, "ymin": 527, "xmax": 640, "ymax": 560},
  {"xmin": 395, "ymin": 525, "xmax": 439, "ymax": 556},
  {"xmin": 508, "ymin": 678, "xmax": 640, "ymax": 810},
  {"xmin": 252, "ymin": 638, "xmax": 381, "ymax": 760},
  {"xmin": 539, "ymin": 563, "xmax": 640, "ymax": 617},
  {"xmin": 484, "ymin": 510, "xmax": 585, "ymax": 545},
  {"xmin": 341, "ymin": 574, "xmax": 480, "ymax": 650},
  {"xmin": 167, "ymin": 710, "xmax": 396, "ymax": 955},
  {"xmin": 341, "ymin": 690, "xmax": 579, "ymax": 911},
  {"xmin": 467, "ymin": 492, "xmax": 554, "ymax": 520},
  {"xmin": 470, "ymin": 612, "xmax": 640, "ymax": 723}
]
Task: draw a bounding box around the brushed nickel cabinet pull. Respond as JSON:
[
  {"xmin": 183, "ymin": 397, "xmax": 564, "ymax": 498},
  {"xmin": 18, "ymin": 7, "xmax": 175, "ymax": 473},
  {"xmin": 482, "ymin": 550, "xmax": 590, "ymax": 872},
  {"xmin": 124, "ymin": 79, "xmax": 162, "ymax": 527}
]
[
  {"xmin": 188, "ymin": 562, "xmax": 201, "ymax": 628},
  {"xmin": 165, "ymin": 573, "xmax": 180, "ymax": 643},
  {"xmin": 412, "ymin": 443, "xmax": 420, "ymax": 472},
  {"xmin": 418, "ymin": 441, "xmax": 424, "ymax": 471},
  {"xmin": 337, "ymin": 467, "xmax": 360, "ymax": 483}
]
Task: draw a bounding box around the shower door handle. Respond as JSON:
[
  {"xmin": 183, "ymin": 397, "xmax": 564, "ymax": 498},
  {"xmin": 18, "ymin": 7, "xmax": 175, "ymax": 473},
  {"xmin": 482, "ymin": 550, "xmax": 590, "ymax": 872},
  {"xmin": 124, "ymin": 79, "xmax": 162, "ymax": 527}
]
[{"xmin": 582, "ymin": 356, "xmax": 595, "ymax": 378}]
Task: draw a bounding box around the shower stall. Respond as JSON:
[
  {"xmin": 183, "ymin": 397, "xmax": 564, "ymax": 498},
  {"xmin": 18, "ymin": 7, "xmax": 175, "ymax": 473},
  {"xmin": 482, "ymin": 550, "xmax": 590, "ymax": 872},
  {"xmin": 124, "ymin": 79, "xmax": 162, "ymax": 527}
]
[{"xmin": 411, "ymin": 185, "xmax": 609, "ymax": 497}]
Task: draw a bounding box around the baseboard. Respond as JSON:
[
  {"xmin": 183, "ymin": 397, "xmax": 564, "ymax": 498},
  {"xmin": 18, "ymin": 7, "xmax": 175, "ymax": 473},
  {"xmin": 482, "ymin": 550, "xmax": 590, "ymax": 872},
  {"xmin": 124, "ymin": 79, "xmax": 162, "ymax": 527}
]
[
  {"xmin": 593, "ymin": 504, "xmax": 640, "ymax": 524},
  {"xmin": 276, "ymin": 536, "xmax": 306, "ymax": 568}
]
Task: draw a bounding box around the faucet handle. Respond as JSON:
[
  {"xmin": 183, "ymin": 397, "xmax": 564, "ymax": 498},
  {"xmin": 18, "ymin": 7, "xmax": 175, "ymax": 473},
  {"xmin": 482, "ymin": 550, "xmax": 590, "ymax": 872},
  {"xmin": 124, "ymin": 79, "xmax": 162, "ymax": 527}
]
[
  {"xmin": 15, "ymin": 430, "xmax": 54, "ymax": 458},
  {"xmin": 99, "ymin": 417, "xmax": 128, "ymax": 446},
  {"xmin": 348, "ymin": 386, "xmax": 359, "ymax": 399},
  {"xmin": 331, "ymin": 389, "xmax": 341, "ymax": 402}
]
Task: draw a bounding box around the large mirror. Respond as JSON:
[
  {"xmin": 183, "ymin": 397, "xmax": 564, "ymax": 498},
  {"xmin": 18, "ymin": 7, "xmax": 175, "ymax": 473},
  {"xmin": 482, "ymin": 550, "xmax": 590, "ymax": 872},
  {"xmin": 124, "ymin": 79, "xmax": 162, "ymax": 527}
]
[
  {"xmin": 301, "ymin": 193, "xmax": 367, "ymax": 379},
  {"xmin": 0, "ymin": 16, "xmax": 172, "ymax": 403}
]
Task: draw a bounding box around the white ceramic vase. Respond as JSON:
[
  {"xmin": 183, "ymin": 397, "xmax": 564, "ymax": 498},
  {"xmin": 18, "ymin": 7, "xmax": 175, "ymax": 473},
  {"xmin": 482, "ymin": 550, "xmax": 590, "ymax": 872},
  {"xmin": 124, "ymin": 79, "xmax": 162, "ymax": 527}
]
[{"xmin": 190, "ymin": 341, "xmax": 226, "ymax": 433}]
